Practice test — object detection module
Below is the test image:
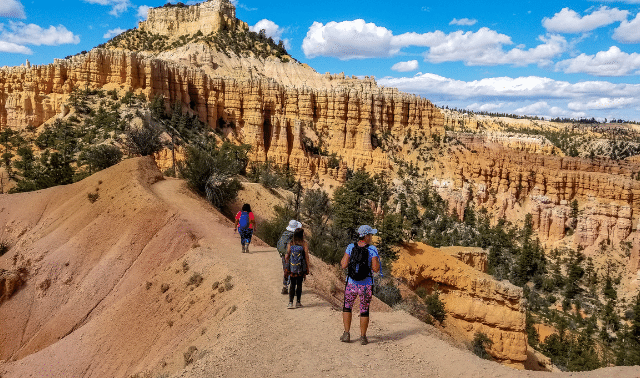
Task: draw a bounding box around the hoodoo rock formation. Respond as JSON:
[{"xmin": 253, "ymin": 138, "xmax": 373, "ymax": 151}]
[
  {"xmin": 0, "ymin": 0, "xmax": 443, "ymax": 183},
  {"xmin": 431, "ymin": 135, "xmax": 640, "ymax": 260},
  {"xmin": 393, "ymin": 243, "xmax": 527, "ymax": 367}
]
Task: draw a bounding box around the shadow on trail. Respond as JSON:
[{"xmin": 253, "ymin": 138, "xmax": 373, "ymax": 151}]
[
  {"xmin": 292, "ymin": 301, "xmax": 331, "ymax": 309},
  {"xmin": 375, "ymin": 327, "xmax": 426, "ymax": 342}
]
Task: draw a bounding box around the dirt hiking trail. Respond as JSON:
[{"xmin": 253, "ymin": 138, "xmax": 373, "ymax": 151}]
[{"xmin": 0, "ymin": 158, "xmax": 638, "ymax": 377}]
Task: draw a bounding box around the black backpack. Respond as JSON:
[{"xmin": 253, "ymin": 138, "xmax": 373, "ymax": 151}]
[{"xmin": 348, "ymin": 243, "xmax": 371, "ymax": 281}]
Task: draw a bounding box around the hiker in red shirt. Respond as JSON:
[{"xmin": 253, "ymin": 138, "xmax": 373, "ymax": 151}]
[{"xmin": 234, "ymin": 203, "xmax": 256, "ymax": 253}]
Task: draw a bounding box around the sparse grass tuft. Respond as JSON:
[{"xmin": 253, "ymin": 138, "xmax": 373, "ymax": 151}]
[
  {"xmin": 87, "ymin": 192, "xmax": 99, "ymax": 203},
  {"xmin": 160, "ymin": 283, "xmax": 170, "ymax": 293}
]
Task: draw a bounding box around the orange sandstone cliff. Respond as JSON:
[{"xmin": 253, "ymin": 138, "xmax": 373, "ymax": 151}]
[{"xmin": 393, "ymin": 242, "xmax": 528, "ymax": 367}]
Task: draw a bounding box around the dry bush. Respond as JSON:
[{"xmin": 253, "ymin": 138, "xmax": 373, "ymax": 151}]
[
  {"xmin": 187, "ymin": 273, "xmax": 203, "ymax": 287},
  {"xmin": 87, "ymin": 192, "xmax": 99, "ymax": 203},
  {"xmin": 183, "ymin": 346, "xmax": 198, "ymax": 366},
  {"xmin": 0, "ymin": 241, "xmax": 10, "ymax": 257}
]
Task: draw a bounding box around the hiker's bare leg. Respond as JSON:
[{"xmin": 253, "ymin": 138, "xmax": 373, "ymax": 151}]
[
  {"xmin": 343, "ymin": 311, "xmax": 352, "ymax": 332},
  {"xmin": 360, "ymin": 316, "xmax": 369, "ymax": 336}
]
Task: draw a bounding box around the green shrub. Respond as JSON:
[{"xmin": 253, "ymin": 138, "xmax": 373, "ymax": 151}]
[
  {"xmin": 182, "ymin": 142, "xmax": 249, "ymax": 209},
  {"xmin": 255, "ymin": 203, "xmax": 295, "ymax": 247},
  {"xmin": 374, "ymin": 282, "xmax": 402, "ymax": 307},
  {"xmin": 472, "ymin": 332, "xmax": 493, "ymax": 360},
  {"xmin": 124, "ymin": 122, "xmax": 163, "ymax": 156},
  {"xmin": 425, "ymin": 290, "xmax": 446, "ymax": 322},
  {"xmin": 78, "ymin": 144, "xmax": 123, "ymax": 173}
]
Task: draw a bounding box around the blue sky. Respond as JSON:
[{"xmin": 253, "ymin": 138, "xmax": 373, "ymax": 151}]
[{"xmin": 1, "ymin": 0, "xmax": 640, "ymax": 121}]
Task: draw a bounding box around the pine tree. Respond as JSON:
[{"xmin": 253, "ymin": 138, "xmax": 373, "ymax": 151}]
[{"xmin": 332, "ymin": 171, "xmax": 377, "ymax": 240}]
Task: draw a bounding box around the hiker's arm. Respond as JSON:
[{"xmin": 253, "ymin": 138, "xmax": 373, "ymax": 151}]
[
  {"xmin": 285, "ymin": 244, "xmax": 291, "ymax": 263},
  {"xmin": 340, "ymin": 252, "xmax": 349, "ymax": 269},
  {"xmin": 371, "ymin": 256, "xmax": 380, "ymax": 273}
]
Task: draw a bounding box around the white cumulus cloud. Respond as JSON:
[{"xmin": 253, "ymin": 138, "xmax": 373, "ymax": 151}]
[
  {"xmin": 103, "ymin": 28, "xmax": 127, "ymax": 39},
  {"xmin": 250, "ymin": 19, "xmax": 286, "ymax": 41},
  {"xmin": 391, "ymin": 60, "xmax": 419, "ymax": 72},
  {"xmin": 466, "ymin": 102, "xmax": 505, "ymax": 112},
  {"xmin": 542, "ymin": 6, "xmax": 628, "ymax": 33},
  {"xmin": 83, "ymin": 0, "xmax": 132, "ymax": 17},
  {"xmin": 303, "ymin": 21, "xmax": 566, "ymax": 66},
  {"xmin": 0, "ymin": 0, "xmax": 26, "ymax": 19},
  {"xmin": 556, "ymin": 46, "xmax": 640, "ymax": 76},
  {"xmin": 0, "ymin": 21, "xmax": 80, "ymax": 46},
  {"xmin": 137, "ymin": 5, "xmax": 150, "ymax": 20},
  {"xmin": 0, "ymin": 40, "xmax": 31, "ymax": 54},
  {"xmin": 613, "ymin": 13, "xmax": 640, "ymax": 43},
  {"xmin": 303, "ymin": 20, "xmax": 396, "ymax": 59},
  {"xmin": 424, "ymin": 29, "xmax": 567, "ymax": 67},
  {"xmin": 450, "ymin": 18, "xmax": 477, "ymax": 26},
  {"xmin": 378, "ymin": 72, "xmax": 640, "ymax": 103},
  {"xmin": 568, "ymin": 97, "xmax": 638, "ymax": 111}
]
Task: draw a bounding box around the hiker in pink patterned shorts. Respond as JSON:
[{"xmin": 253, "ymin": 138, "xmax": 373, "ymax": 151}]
[{"xmin": 339, "ymin": 225, "xmax": 380, "ymax": 345}]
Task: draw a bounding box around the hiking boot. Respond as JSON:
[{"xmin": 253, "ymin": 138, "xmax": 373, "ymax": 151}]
[
  {"xmin": 245, "ymin": 245, "xmax": 250, "ymax": 253},
  {"xmin": 340, "ymin": 331, "xmax": 350, "ymax": 343},
  {"xmin": 296, "ymin": 301, "xmax": 303, "ymax": 308},
  {"xmin": 281, "ymin": 286, "xmax": 288, "ymax": 295},
  {"xmin": 287, "ymin": 302, "xmax": 294, "ymax": 309},
  {"xmin": 360, "ymin": 335, "xmax": 368, "ymax": 345}
]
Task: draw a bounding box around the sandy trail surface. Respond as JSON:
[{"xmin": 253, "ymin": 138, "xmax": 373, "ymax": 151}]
[
  {"xmin": 1, "ymin": 159, "xmax": 638, "ymax": 377},
  {"xmin": 152, "ymin": 179, "xmax": 639, "ymax": 378}
]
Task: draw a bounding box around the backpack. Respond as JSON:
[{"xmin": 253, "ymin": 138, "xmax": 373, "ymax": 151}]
[
  {"xmin": 348, "ymin": 243, "xmax": 371, "ymax": 281},
  {"xmin": 238, "ymin": 211, "xmax": 250, "ymax": 229},
  {"xmin": 288, "ymin": 244, "xmax": 306, "ymax": 275},
  {"xmin": 277, "ymin": 231, "xmax": 294, "ymax": 257}
]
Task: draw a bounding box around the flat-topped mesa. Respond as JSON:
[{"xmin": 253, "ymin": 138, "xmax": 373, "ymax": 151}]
[{"xmin": 138, "ymin": 0, "xmax": 246, "ymax": 36}]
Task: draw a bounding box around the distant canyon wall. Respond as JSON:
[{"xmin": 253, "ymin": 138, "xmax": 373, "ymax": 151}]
[
  {"xmin": 434, "ymin": 134, "xmax": 640, "ymax": 266},
  {"xmin": 0, "ymin": 49, "xmax": 443, "ymax": 181}
]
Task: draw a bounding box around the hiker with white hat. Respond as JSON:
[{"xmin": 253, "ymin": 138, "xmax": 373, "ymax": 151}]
[
  {"xmin": 339, "ymin": 225, "xmax": 380, "ymax": 345},
  {"xmin": 276, "ymin": 219, "xmax": 302, "ymax": 294}
]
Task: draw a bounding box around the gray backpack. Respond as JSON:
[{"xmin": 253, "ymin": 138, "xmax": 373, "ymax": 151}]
[{"xmin": 277, "ymin": 231, "xmax": 294, "ymax": 257}]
